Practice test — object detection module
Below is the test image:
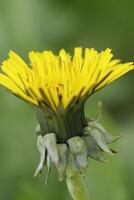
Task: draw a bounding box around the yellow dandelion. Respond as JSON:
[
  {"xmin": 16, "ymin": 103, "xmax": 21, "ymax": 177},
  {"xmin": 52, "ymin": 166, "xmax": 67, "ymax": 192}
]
[
  {"xmin": 0, "ymin": 48, "xmax": 133, "ymax": 112},
  {"xmin": 0, "ymin": 48, "xmax": 133, "ymax": 199}
]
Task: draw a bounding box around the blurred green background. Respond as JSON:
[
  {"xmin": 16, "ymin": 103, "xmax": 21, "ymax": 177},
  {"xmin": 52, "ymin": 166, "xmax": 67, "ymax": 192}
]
[{"xmin": 0, "ymin": 0, "xmax": 134, "ymax": 199}]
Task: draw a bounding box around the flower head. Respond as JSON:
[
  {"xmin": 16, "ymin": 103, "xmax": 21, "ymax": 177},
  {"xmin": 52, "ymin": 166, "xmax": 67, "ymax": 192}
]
[
  {"xmin": 0, "ymin": 48, "xmax": 133, "ymax": 181},
  {"xmin": 0, "ymin": 48, "xmax": 133, "ymax": 112}
]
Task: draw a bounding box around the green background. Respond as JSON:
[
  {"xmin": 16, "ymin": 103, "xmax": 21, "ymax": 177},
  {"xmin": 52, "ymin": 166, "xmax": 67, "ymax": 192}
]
[{"xmin": 0, "ymin": 0, "xmax": 134, "ymax": 199}]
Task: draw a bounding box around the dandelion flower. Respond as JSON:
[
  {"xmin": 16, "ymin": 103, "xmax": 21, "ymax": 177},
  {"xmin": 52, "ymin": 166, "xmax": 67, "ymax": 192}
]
[
  {"xmin": 0, "ymin": 48, "xmax": 133, "ymax": 111},
  {"xmin": 0, "ymin": 48, "xmax": 133, "ymax": 183}
]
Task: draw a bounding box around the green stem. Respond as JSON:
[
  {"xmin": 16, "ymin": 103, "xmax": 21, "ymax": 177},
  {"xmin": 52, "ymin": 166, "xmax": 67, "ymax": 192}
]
[{"xmin": 66, "ymin": 166, "xmax": 91, "ymax": 200}]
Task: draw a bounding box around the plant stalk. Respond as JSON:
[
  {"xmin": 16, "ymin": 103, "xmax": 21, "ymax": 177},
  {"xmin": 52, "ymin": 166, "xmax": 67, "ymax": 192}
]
[{"xmin": 66, "ymin": 166, "xmax": 91, "ymax": 200}]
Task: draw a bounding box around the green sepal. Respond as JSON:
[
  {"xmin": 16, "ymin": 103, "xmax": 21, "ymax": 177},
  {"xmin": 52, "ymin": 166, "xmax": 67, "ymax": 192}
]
[
  {"xmin": 43, "ymin": 133, "xmax": 59, "ymax": 164},
  {"xmin": 89, "ymin": 128, "xmax": 113, "ymax": 155},
  {"xmin": 82, "ymin": 135, "xmax": 107, "ymax": 162},
  {"xmin": 86, "ymin": 120, "xmax": 121, "ymax": 144},
  {"xmin": 34, "ymin": 118, "xmax": 120, "ymax": 182},
  {"xmin": 57, "ymin": 144, "xmax": 68, "ymax": 181},
  {"xmin": 34, "ymin": 135, "xmax": 46, "ymax": 177},
  {"xmin": 67, "ymin": 136, "xmax": 88, "ymax": 172},
  {"xmin": 68, "ymin": 153, "xmax": 80, "ymax": 172}
]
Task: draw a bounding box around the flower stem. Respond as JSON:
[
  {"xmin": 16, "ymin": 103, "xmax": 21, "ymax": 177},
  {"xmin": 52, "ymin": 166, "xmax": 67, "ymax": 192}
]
[{"xmin": 66, "ymin": 166, "xmax": 91, "ymax": 200}]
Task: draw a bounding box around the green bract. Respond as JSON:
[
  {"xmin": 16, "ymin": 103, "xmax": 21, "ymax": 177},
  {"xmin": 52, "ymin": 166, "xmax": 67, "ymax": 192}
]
[{"xmin": 34, "ymin": 106, "xmax": 120, "ymax": 182}]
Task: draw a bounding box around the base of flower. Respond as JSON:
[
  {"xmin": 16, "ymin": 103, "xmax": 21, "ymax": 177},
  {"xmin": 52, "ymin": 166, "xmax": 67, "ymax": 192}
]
[
  {"xmin": 35, "ymin": 103, "xmax": 86, "ymax": 143},
  {"xmin": 34, "ymin": 118, "xmax": 120, "ymax": 182}
]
